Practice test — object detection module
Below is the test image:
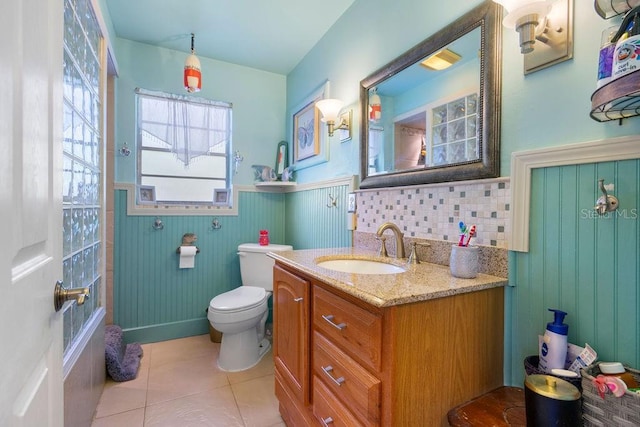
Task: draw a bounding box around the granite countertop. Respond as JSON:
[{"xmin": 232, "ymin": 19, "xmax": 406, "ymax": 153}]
[{"xmin": 268, "ymin": 247, "xmax": 508, "ymax": 308}]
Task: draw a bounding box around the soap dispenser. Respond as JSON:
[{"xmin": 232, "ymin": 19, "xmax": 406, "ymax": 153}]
[{"xmin": 538, "ymin": 309, "xmax": 569, "ymax": 373}]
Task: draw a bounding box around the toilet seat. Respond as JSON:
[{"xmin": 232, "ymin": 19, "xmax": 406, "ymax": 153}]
[{"xmin": 209, "ymin": 286, "xmax": 267, "ymax": 314}]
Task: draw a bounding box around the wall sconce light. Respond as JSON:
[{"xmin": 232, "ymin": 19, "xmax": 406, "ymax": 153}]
[
  {"xmin": 493, "ymin": 0, "xmax": 573, "ymax": 74},
  {"xmin": 316, "ymin": 99, "xmax": 351, "ymax": 137},
  {"xmin": 494, "ymin": 0, "xmax": 552, "ymax": 54},
  {"xmin": 184, "ymin": 33, "xmax": 201, "ymax": 93}
]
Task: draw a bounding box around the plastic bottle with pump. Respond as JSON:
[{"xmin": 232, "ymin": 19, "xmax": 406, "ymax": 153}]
[{"xmin": 538, "ymin": 308, "xmax": 569, "ymax": 373}]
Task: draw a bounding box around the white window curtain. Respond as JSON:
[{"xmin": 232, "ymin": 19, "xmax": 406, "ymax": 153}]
[{"xmin": 136, "ymin": 88, "xmax": 232, "ymax": 167}]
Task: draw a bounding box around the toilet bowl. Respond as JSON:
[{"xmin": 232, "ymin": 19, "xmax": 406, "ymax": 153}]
[
  {"xmin": 208, "ymin": 286, "xmax": 270, "ymax": 371},
  {"xmin": 208, "ymin": 243, "xmax": 292, "ymax": 371}
]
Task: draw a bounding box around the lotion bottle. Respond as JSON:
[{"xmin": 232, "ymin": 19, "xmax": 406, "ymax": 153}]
[{"xmin": 538, "ymin": 308, "xmax": 568, "ymax": 373}]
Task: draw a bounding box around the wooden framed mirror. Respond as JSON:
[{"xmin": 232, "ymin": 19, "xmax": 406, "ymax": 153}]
[{"xmin": 360, "ymin": 1, "xmax": 502, "ymax": 189}]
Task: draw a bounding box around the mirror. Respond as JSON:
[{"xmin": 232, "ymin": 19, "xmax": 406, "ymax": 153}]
[{"xmin": 360, "ymin": 1, "xmax": 501, "ymax": 189}]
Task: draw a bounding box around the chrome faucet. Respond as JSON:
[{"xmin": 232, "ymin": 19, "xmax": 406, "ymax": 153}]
[{"xmin": 375, "ymin": 222, "xmax": 405, "ymax": 258}]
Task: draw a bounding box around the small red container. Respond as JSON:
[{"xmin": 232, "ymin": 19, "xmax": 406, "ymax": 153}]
[{"xmin": 259, "ymin": 230, "xmax": 269, "ymax": 246}]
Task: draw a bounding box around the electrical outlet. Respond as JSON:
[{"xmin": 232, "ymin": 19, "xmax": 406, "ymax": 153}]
[{"xmin": 347, "ymin": 192, "xmax": 356, "ymax": 213}]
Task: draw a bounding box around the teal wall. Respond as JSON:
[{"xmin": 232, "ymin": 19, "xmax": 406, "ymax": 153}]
[
  {"xmin": 286, "ymin": 0, "xmax": 640, "ymax": 384},
  {"xmin": 112, "ymin": 37, "xmax": 287, "ymax": 186},
  {"xmin": 105, "ymin": 0, "xmax": 640, "ymax": 375},
  {"xmin": 113, "ymin": 183, "xmax": 353, "ymax": 343},
  {"xmin": 113, "ymin": 189, "xmax": 287, "ymax": 343},
  {"xmin": 110, "ymin": 35, "xmax": 292, "ymax": 343},
  {"xmin": 285, "ymin": 184, "xmax": 353, "ymax": 250},
  {"xmin": 109, "ymin": 26, "xmax": 356, "ymax": 344},
  {"xmin": 287, "ymin": 0, "xmax": 640, "ymax": 184},
  {"xmin": 509, "ymin": 159, "xmax": 640, "ymax": 385}
]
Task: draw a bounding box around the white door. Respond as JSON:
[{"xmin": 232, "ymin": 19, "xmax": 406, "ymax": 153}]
[{"xmin": 0, "ymin": 0, "xmax": 65, "ymax": 425}]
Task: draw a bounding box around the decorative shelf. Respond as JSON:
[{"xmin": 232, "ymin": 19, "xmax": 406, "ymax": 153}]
[
  {"xmin": 254, "ymin": 181, "xmax": 297, "ymax": 191},
  {"xmin": 590, "ymin": 69, "xmax": 640, "ymax": 122}
]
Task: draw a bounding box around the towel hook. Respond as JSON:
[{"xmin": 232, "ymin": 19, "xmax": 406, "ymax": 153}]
[
  {"xmin": 152, "ymin": 217, "xmax": 164, "ymax": 230},
  {"xmin": 594, "ymin": 179, "xmax": 618, "ymax": 216},
  {"xmin": 211, "ymin": 217, "xmax": 222, "ymax": 230},
  {"xmin": 327, "ymin": 194, "xmax": 337, "ymax": 208}
]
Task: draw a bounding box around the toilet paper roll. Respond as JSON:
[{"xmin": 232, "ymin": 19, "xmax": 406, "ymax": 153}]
[{"xmin": 179, "ymin": 246, "xmax": 198, "ymax": 269}]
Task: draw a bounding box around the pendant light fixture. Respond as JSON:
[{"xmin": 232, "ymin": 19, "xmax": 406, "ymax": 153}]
[
  {"xmin": 184, "ymin": 33, "xmax": 201, "ymax": 93},
  {"xmin": 369, "ymin": 87, "xmax": 381, "ymax": 122}
]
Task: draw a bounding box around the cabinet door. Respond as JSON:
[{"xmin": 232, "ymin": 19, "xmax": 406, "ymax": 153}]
[{"xmin": 274, "ymin": 265, "xmax": 310, "ymax": 405}]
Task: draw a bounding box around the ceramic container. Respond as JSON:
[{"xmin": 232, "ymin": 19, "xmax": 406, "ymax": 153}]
[{"xmin": 449, "ymin": 244, "xmax": 478, "ymax": 279}]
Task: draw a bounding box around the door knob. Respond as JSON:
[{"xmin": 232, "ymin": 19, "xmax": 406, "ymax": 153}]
[{"xmin": 54, "ymin": 280, "xmax": 90, "ymax": 312}]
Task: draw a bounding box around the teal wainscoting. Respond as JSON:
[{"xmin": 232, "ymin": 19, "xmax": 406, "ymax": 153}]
[
  {"xmin": 285, "ymin": 183, "xmax": 352, "ymax": 250},
  {"xmin": 113, "ymin": 189, "xmax": 286, "ymax": 343},
  {"xmin": 508, "ymin": 159, "xmax": 639, "ymax": 385}
]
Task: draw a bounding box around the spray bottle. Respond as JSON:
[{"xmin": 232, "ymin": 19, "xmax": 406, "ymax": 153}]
[{"xmin": 538, "ymin": 308, "xmax": 569, "ymax": 373}]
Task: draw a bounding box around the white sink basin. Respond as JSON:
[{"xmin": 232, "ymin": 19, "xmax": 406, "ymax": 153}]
[{"xmin": 316, "ymin": 259, "xmax": 405, "ymax": 275}]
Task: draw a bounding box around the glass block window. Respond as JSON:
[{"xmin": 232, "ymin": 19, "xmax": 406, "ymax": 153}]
[
  {"xmin": 136, "ymin": 89, "xmax": 232, "ymax": 205},
  {"xmin": 429, "ymin": 93, "xmax": 478, "ymax": 166},
  {"xmin": 62, "ymin": 0, "xmax": 103, "ymax": 355}
]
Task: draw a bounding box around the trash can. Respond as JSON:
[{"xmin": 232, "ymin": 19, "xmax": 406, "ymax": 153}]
[
  {"xmin": 205, "ymin": 308, "xmax": 222, "ymax": 343},
  {"xmin": 208, "ymin": 324, "xmax": 222, "ymax": 343}
]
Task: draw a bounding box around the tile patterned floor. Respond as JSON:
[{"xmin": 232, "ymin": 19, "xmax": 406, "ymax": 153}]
[{"xmin": 92, "ymin": 334, "xmax": 284, "ymax": 427}]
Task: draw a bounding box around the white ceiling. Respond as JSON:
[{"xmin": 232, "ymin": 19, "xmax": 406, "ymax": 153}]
[{"xmin": 105, "ymin": 0, "xmax": 356, "ymax": 75}]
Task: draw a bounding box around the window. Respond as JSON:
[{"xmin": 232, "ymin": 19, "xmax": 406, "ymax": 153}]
[
  {"xmin": 63, "ymin": 0, "xmax": 104, "ymax": 355},
  {"xmin": 429, "ymin": 93, "xmax": 478, "ymax": 166},
  {"xmin": 136, "ymin": 88, "xmax": 232, "ymax": 205}
]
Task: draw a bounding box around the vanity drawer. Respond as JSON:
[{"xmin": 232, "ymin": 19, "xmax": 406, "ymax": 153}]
[
  {"xmin": 313, "ymin": 331, "xmax": 381, "ymax": 424},
  {"xmin": 313, "ymin": 285, "xmax": 382, "ymax": 372},
  {"xmin": 313, "ymin": 376, "xmax": 366, "ymax": 427}
]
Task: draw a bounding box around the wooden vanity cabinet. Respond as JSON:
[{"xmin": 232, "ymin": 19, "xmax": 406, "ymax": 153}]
[
  {"xmin": 273, "ymin": 261, "xmax": 504, "ymax": 427},
  {"xmin": 273, "ymin": 265, "xmax": 314, "ymax": 426}
]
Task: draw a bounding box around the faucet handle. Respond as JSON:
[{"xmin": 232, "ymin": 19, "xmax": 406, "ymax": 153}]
[
  {"xmin": 376, "ymin": 235, "xmax": 388, "ymax": 257},
  {"xmin": 407, "ymin": 242, "xmax": 431, "ymax": 264}
]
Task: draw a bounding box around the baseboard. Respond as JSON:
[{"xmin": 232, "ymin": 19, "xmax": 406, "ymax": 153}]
[{"xmin": 122, "ymin": 317, "xmax": 209, "ymax": 344}]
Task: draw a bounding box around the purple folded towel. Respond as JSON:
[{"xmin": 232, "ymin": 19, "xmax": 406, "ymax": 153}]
[{"xmin": 105, "ymin": 325, "xmax": 143, "ymax": 382}]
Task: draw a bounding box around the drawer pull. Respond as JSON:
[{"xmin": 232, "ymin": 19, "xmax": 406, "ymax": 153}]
[
  {"xmin": 321, "ymin": 416, "xmax": 334, "ymax": 426},
  {"xmin": 293, "ymin": 297, "xmax": 304, "ymax": 302},
  {"xmin": 322, "ymin": 314, "xmax": 346, "ymax": 330},
  {"xmin": 321, "ymin": 365, "xmax": 345, "ymax": 386}
]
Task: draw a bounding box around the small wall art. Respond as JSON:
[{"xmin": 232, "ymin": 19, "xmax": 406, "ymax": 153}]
[
  {"xmin": 213, "ymin": 188, "xmax": 230, "ymax": 206},
  {"xmin": 138, "ymin": 185, "xmax": 156, "ymax": 204},
  {"xmin": 291, "ymin": 80, "xmax": 330, "ymax": 170}
]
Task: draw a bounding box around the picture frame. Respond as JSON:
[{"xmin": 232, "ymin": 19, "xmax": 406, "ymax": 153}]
[
  {"xmin": 290, "ymin": 80, "xmax": 330, "ymax": 170},
  {"xmin": 293, "ymin": 100, "xmax": 319, "ymax": 162},
  {"xmin": 138, "ymin": 185, "xmax": 156, "ymax": 204},
  {"xmin": 213, "ymin": 188, "xmax": 230, "ymax": 206}
]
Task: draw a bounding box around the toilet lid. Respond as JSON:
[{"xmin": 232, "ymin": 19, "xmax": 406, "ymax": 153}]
[{"xmin": 210, "ymin": 286, "xmax": 266, "ymax": 312}]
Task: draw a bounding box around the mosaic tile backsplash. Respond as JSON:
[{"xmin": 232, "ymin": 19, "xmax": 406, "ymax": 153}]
[{"xmin": 355, "ymin": 178, "xmax": 510, "ymax": 248}]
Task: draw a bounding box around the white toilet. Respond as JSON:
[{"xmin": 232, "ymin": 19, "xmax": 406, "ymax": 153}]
[{"xmin": 207, "ymin": 242, "xmax": 292, "ymax": 371}]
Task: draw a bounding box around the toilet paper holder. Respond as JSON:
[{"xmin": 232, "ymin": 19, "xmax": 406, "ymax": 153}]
[{"xmin": 176, "ymin": 233, "xmax": 200, "ymax": 254}]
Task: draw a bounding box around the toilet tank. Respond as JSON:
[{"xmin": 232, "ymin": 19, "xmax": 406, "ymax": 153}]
[{"xmin": 238, "ymin": 243, "xmax": 293, "ymax": 291}]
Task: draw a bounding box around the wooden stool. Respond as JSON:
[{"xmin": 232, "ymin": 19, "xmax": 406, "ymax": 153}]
[{"xmin": 447, "ymin": 386, "xmax": 526, "ymax": 426}]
